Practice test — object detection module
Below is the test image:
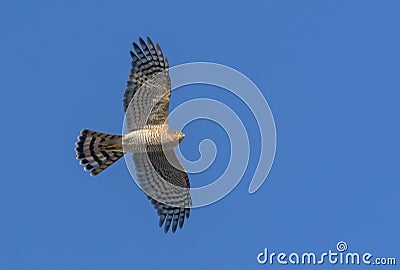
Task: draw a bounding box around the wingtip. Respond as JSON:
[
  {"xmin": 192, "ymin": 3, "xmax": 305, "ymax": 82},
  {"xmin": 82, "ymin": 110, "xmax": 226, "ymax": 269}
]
[
  {"xmin": 132, "ymin": 41, "xmax": 141, "ymax": 52},
  {"xmin": 159, "ymin": 215, "xmax": 166, "ymax": 227},
  {"xmin": 129, "ymin": 50, "xmax": 135, "ymax": 58}
]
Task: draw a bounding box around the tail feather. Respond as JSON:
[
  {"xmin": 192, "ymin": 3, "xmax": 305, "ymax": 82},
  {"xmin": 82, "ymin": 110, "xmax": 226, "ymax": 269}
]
[{"xmin": 75, "ymin": 129, "xmax": 124, "ymax": 176}]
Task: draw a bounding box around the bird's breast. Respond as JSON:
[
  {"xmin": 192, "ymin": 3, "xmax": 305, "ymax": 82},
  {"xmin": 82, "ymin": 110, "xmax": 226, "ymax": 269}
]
[{"xmin": 122, "ymin": 125, "xmax": 175, "ymax": 153}]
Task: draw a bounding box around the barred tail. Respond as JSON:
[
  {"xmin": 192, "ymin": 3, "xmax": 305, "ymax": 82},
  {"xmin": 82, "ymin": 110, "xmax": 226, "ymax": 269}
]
[{"xmin": 75, "ymin": 129, "xmax": 124, "ymax": 176}]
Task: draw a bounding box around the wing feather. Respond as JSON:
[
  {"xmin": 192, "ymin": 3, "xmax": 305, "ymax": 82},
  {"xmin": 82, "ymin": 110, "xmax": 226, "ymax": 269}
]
[
  {"xmin": 133, "ymin": 148, "xmax": 191, "ymax": 233},
  {"xmin": 123, "ymin": 37, "xmax": 170, "ymax": 131}
]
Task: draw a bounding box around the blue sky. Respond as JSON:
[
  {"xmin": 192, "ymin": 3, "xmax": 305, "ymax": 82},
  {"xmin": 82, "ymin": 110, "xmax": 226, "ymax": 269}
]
[{"xmin": 1, "ymin": 0, "xmax": 399, "ymax": 269}]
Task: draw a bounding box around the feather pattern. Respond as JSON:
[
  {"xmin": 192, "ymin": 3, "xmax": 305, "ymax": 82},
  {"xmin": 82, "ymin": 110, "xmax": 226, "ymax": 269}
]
[
  {"xmin": 133, "ymin": 148, "xmax": 191, "ymax": 233},
  {"xmin": 124, "ymin": 37, "xmax": 171, "ymax": 131},
  {"xmin": 75, "ymin": 129, "xmax": 124, "ymax": 176}
]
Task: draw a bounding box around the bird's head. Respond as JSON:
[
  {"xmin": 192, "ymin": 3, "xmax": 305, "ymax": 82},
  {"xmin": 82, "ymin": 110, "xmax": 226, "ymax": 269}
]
[{"xmin": 174, "ymin": 130, "xmax": 185, "ymax": 143}]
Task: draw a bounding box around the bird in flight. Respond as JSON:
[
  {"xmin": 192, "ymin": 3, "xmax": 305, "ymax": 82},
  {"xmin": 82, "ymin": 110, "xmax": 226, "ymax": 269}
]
[{"xmin": 75, "ymin": 37, "xmax": 191, "ymax": 233}]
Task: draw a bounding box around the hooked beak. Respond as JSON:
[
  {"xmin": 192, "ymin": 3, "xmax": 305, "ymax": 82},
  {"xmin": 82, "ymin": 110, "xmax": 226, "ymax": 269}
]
[{"xmin": 179, "ymin": 132, "xmax": 185, "ymax": 142}]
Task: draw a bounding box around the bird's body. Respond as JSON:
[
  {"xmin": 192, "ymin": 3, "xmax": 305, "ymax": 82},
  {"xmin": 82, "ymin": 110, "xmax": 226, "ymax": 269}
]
[
  {"xmin": 122, "ymin": 125, "xmax": 184, "ymax": 153},
  {"xmin": 75, "ymin": 37, "xmax": 191, "ymax": 233}
]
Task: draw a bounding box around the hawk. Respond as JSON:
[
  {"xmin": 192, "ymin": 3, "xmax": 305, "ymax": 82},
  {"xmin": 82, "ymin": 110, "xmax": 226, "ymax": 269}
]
[{"xmin": 75, "ymin": 37, "xmax": 191, "ymax": 233}]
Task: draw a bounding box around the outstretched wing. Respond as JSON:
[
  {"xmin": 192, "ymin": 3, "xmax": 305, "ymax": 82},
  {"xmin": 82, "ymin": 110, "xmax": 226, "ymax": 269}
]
[
  {"xmin": 133, "ymin": 148, "xmax": 192, "ymax": 233},
  {"xmin": 124, "ymin": 37, "xmax": 171, "ymax": 131}
]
